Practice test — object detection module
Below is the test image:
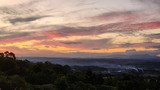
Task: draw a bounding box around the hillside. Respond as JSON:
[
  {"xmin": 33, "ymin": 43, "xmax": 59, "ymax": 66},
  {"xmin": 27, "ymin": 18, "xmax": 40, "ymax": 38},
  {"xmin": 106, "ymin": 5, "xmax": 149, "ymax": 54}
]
[{"xmin": 0, "ymin": 53, "xmax": 160, "ymax": 90}]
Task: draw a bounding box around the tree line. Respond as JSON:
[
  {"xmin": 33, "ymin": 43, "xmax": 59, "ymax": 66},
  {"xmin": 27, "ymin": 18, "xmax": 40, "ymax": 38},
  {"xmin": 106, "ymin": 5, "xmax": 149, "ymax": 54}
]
[{"xmin": 0, "ymin": 52, "xmax": 160, "ymax": 90}]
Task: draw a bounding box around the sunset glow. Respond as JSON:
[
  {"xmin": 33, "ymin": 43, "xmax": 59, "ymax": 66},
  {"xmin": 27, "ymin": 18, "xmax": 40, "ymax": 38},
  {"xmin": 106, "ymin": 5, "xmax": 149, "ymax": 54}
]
[{"xmin": 0, "ymin": 0, "xmax": 160, "ymax": 58}]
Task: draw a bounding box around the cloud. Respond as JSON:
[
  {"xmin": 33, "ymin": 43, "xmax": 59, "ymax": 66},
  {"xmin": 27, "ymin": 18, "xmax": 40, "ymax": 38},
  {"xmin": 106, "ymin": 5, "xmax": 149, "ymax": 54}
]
[
  {"xmin": 148, "ymin": 45, "xmax": 160, "ymax": 49},
  {"xmin": 119, "ymin": 42, "xmax": 160, "ymax": 49},
  {"xmin": 0, "ymin": 32, "xmax": 30, "ymax": 44},
  {"xmin": 90, "ymin": 10, "xmax": 142, "ymax": 22},
  {"xmin": 0, "ymin": 31, "xmax": 46, "ymax": 44},
  {"xmin": 37, "ymin": 38, "xmax": 112, "ymax": 50},
  {"xmin": 0, "ymin": 19, "xmax": 160, "ymax": 46},
  {"xmin": 125, "ymin": 49, "xmax": 137, "ymax": 53},
  {"xmin": 1, "ymin": 21, "xmax": 160, "ymax": 45},
  {"xmin": 9, "ymin": 16, "xmax": 50, "ymax": 24},
  {"xmin": 0, "ymin": 32, "xmax": 30, "ymax": 39},
  {"xmin": 138, "ymin": 0, "xmax": 160, "ymax": 8},
  {"xmin": 52, "ymin": 21, "xmax": 160, "ymax": 36},
  {"xmin": 0, "ymin": 0, "xmax": 44, "ymax": 15},
  {"xmin": 146, "ymin": 33, "xmax": 160, "ymax": 39},
  {"xmin": 0, "ymin": 0, "xmax": 159, "ymax": 57},
  {"xmin": 0, "ymin": 29, "xmax": 12, "ymax": 35},
  {"xmin": 61, "ymin": 41, "xmax": 82, "ymax": 45}
]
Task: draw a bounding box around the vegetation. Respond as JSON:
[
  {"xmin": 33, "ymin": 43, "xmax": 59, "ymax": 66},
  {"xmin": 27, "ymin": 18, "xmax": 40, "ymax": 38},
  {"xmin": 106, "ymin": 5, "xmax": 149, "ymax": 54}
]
[{"xmin": 0, "ymin": 51, "xmax": 160, "ymax": 90}]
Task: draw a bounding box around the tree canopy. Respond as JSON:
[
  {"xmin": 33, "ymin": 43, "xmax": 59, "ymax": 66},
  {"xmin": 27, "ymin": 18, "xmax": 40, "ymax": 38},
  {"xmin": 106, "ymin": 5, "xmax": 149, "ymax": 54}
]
[{"xmin": 0, "ymin": 52, "xmax": 160, "ymax": 90}]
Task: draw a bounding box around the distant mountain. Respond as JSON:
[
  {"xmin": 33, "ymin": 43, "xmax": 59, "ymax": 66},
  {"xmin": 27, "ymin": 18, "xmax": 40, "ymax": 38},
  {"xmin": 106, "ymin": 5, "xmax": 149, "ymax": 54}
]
[{"xmin": 18, "ymin": 57, "xmax": 160, "ymax": 70}]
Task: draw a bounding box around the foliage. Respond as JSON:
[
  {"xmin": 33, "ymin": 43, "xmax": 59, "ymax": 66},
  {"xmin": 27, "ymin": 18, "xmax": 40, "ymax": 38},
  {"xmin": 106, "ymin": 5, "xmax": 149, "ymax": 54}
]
[{"xmin": 0, "ymin": 53, "xmax": 160, "ymax": 90}]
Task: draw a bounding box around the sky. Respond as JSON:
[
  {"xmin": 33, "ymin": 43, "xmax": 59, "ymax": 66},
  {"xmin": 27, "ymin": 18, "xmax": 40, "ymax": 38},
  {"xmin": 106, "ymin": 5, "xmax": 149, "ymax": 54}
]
[{"xmin": 0, "ymin": 0, "xmax": 160, "ymax": 58}]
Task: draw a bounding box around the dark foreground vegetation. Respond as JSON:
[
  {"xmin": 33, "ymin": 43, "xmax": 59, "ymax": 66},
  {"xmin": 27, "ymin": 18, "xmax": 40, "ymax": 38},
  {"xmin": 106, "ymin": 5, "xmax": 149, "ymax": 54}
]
[{"xmin": 0, "ymin": 52, "xmax": 160, "ymax": 90}]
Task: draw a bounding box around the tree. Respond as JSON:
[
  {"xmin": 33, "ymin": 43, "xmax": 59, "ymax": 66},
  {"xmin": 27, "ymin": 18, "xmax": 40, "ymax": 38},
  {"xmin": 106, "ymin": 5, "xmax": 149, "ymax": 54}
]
[
  {"xmin": 54, "ymin": 76, "xmax": 69, "ymax": 90},
  {"xmin": 0, "ymin": 53, "xmax": 4, "ymax": 58},
  {"xmin": 1, "ymin": 51, "xmax": 16, "ymax": 60},
  {"xmin": 8, "ymin": 52, "xmax": 16, "ymax": 60},
  {"xmin": 10, "ymin": 75, "xmax": 27, "ymax": 90}
]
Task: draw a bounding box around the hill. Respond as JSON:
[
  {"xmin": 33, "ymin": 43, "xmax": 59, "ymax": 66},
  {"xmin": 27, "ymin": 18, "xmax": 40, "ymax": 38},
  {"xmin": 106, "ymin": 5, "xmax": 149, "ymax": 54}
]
[{"xmin": 0, "ymin": 53, "xmax": 160, "ymax": 90}]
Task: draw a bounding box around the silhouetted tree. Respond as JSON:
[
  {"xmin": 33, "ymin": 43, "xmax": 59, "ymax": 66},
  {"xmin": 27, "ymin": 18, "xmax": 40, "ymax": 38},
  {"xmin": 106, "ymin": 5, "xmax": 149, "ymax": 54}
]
[
  {"xmin": 4, "ymin": 51, "xmax": 9, "ymax": 57},
  {"xmin": 0, "ymin": 53, "xmax": 4, "ymax": 58},
  {"xmin": 1, "ymin": 51, "xmax": 16, "ymax": 60},
  {"xmin": 8, "ymin": 52, "xmax": 16, "ymax": 60}
]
